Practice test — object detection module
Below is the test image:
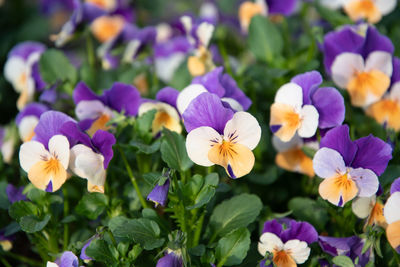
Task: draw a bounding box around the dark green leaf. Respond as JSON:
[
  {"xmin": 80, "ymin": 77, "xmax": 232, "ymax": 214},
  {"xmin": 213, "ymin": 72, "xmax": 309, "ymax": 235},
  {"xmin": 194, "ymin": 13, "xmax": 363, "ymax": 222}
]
[
  {"xmin": 248, "ymin": 166, "xmax": 278, "ymax": 185},
  {"xmin": 130, "ymin": 139, "xmax": 161, "ymax": 154},
  {"xmin": 39, "ymin": 49, "xmax": 77, "ymax": 84},
  {"xmin": 86, "ymin": 239, "xmax": 119, "ymax": 265},
  {"xmin": 9, "ymin": 201, "xmax": 39, "ymax": 221},
  {"xmin": 136, "ymin": 109, "xmax": 157, "ymax": 134},
  {"xmin": 248, "ymin": 16, "xmax": 283, "ymax": 63},
  {"xmin": 160, "ymin": 128, "xmax": 193, "ymax": 172},
  {"xmin": 209, "ymin": 194, "xmax": 262, "ymax": 237},
  {"xmin": 109, "ymin": 217, "xmax": 164, "ymax": 250},
  {"xmin": 215, "ymin": 228, "xmax": 250, "ymax": 266},
  {"xmin": 332, "ymin": 255, "xmax": 355, "ymax": 267},
  {"xmin": 0, "ymin": 181, "xmax": 9, "ymax": 209},
  {"xmin": 288, "ymin": 197, "xmax": 328, "ymax": 231},
  {"xmin": 19, "ymin": 214, "xmax": 51, "ymax": 233},
  {"xmin": 75, "ymin": 193, "xmax": 109, "ymax": 220}
]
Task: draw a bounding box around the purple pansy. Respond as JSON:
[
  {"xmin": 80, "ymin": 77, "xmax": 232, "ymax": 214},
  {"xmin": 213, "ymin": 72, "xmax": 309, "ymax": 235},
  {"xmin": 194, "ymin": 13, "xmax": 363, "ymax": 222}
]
[
  {"xmin": 147, "ymin": 178, "xmax": 170, "ymax": 207},
  {"xmin": 80, "ymin": 238, "xmax": 94, "ymax": 261},
  {"xmin": 156, "ymin": 250, "xmax": 183, "ymax": 267},
  {"xmin": 258, "ymin": 219, "xmax": 318, "ymax": 266},
  {"xmin": 319, "ymin": 236, "xmax": 371, "ymax": 266},
  {"xmin": 6, "ymin": 184, "xmax": 27, "ymax": 203},
  {"xmin": 50, "ymin": 251, "xmax": 80, "ymax": 267},
  {"xmin": 313, "ymin": 124, "xmax": 392, "ymax": 206}
]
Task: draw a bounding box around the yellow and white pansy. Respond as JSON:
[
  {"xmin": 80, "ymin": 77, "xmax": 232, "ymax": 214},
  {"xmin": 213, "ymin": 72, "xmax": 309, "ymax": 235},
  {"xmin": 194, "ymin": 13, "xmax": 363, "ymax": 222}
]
[
  {"xmin": 331, "ymin": 51, "xmax": 393, "ymax": 107},
  {"xmin": 270, "ymin": 83, "xmax": 319, "ymax": 142},
  {"xmin": 384, "ymin": 192, "xmax": 400, "ymax": 252},
  {"xmin": 239, "ymin": 0, "xmax": 267, "ymax": 32},
  {"xmin": 75, "ymin": 99, "xmax": 114, "ymax": 136},
  {"xmin": 352, "ymin": 195, "xmax": 387, "ymax": 228},
  {"xmin": 343, "ymin": 0, "xmax": 397, "ymax": 24},
  {"xmin": 19, "ymin": 135, "xmax": 70, "ymax": 192},
  {"xmin": 138, "ymin": 102, "xmax": 182, "ymax": 135},
  {"xmin": 186, "ymin": 111, "xmax": 261, "ymax": 178}
]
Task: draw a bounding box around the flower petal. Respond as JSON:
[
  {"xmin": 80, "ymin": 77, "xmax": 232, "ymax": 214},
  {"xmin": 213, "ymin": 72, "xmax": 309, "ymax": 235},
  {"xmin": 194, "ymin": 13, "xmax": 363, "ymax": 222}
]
[
  {"xmin": 223, "ymin": 111, "xmax": 261, "ymax": 150},
  {"xmin": 298, "ymin": 105, "xmax": 319, "ymax": 138},
  {"xmin": 283, "ymin": 240, "xmax": 310, "ymax": 264},
  {"xmin": 311, "ymin": 87, "xmax": 345, "ymax": 129},
  {"xmin": 349, "ymin": 168, "xmax": 379, "ymax": 197},
  {"xmin": 365, "ymin": 51, "xmax": 393, "ymax": 77},
  {"xmin": 176, "ymin": 84, "xmax": 207, "ymax": 115},
  {"xmin": 103, "ymin": 82, "xmax": 141, "ymax": 116},
  {"xmin": 291, "ymin": 70, "xmax": 323, "ymax": 105},
  {"xmin": 384, "ymin": 192, "xmax": 400, "ymax": 224},
  {"xmin": 390, "ymin": 178, "xmax": 400, "ymax": 195},
  {"xmin": 48, "ymin": 135, "xmax": 70, "ymax": 169},
  {"xmin": 274, "ymin": 83, "xmax": 303, "ymax": 109},
  {"xmin": 186, "ymin": 126, "xmax": 221, "ymax": 166},
  {"xmin": 319, "ymin": 175, "xmax": 358, "ymax": 206},
  {"xmin": 376, "ymin": 0, "xmax": 397, "ymax": 15},
  {"xmin": 75, "ymin": 100, "xmax": 106, "ymax": 121},
  {"xmin": 352, "ymin": 196, "xmax": 374, "ymax": 219},
  {"xmin": 19, "ymin": 140, "xmax": 49, "ymax": 172},
  {"xmin": 387, "ymin": 221, "xmax": 400, "ymax": 252},
  {"xmin": 331, "ymin": 52, "xmax": 364, "ymax": 88},
  {"xmin": 258, "ymin": 232, "xmax": 284, "ymax": 256},
  {"xmin": 280, "ymin": 220, "xmax": 318, "ymax": 244},
  {"xmin": 313, "ymin": 147, "xmax": 346, "ymax": 179}
]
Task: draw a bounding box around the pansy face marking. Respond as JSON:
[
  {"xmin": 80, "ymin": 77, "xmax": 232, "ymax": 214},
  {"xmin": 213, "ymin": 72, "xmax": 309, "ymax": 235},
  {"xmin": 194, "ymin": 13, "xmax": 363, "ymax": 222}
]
[
  {"xmin": 344, "ymin": 0, "xmax": 397, "ymax": 24},
  {"xmin": 19, "ymin": 135, "xmax": 70, "ymax": 192}
]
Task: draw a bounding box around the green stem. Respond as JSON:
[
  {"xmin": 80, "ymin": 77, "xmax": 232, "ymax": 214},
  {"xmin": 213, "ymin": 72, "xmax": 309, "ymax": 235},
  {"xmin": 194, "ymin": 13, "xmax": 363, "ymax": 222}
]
[
  {"xmin": 86, "ymin": 34, "xmax": 96, "ymax": 68},
  {"xmin": 192, "ymin": 211, "xmax": 205, "ymax": 247},
  {"xmin": 4, "ymin": 252, "xmax": 42, "ymax": 267},
  {"xmin": 0, "ymin": 258, "xmax": 11, "ymax": 267},
  {"xmin": 172, "ymin": 174, "xmax": 187, "ymax": 233},
  {"xmin": 63, "ymin": 188, "xmax": 69, "ymax": 251},
  {"xmin": 118, "ymin": 147, "xmax": 148, "ymax": 208}
]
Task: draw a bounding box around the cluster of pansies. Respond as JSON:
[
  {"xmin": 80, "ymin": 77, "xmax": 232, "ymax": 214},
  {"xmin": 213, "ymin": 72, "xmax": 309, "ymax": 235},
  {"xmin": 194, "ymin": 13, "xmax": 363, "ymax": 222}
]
[{"xmin": 1, "ymin": 0, "xmax": 400, "ymax": 266}]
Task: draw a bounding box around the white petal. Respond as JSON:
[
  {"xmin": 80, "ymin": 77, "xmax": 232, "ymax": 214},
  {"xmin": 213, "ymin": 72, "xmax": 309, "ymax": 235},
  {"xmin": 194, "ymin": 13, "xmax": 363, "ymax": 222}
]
[
  {"xmin": 272, "ymin": 134, "xmax": 303, "ymax": 153},
  {"xmin": 19, "ymin": 116, "xmax": 39, "ymax": 142},
  {"xmin": 384, "ymin": 192, "xmax": 400, "ymax": 224},
  {"xmin": 365, "ymin": 51, "xmax": 393, "ymax": 77},
  {"xmin": 156, "ymin": 23, "xmax": 172, "ymax": 43},
  {"xmin": 258, "ymin": 232, "xmax": 284, "ymax": 256},
  {"xmin": 223, "ymin": 111, "xmax": 261, "ymax": 150},
  {"xmin": 122, "ymin": 40, "xmax": 141, "ymax": 63},
  {"xmin": 26, "ymin": 52, "xmax": 41, "ymax": 67},
  {"xmin": 19, "ymin": 140, "xmax": 49, "ymax": 172},
  {"xmin": 4, "ymin": 57, "xmax": 25, "ymax": 85},
  {"xmin": 197, "ymin": 22, "xmax": 214, "ymax": 47},
  {"xmin": 69, "ymin": 144, "xmax": 93, "ymax": 177},
  {"xmin": 320, "ymin": 0, "xmax": 344, "ymax": 9},
  {"xmin": 180, "ymin": 16, "xmax": 192, "ymax": 34},
  {"xmin": 186, "ymin": 126, "xmax": 221, "ymax": 166},
  {"xmin": 200, "ymin": 2, "xmax": 219, "ymax": 19},
  {"xmin": 75, "ymin": 100, "xmax": 106, "ymax": 120},
  {"xmin": 352, "ymin": 196, "xmax": 375, "ymax": 219},
  {"xmin": 46, "ymin": 262, "xmax": 58, "ymax": 267},
  {"xmin": 284, "ymin": 239, "xmax": 310, "ymax": 264},
  {"xmin": 176, "ymin": 84, "xmax": 208, "ymax": 114},
  {"xmin": 331, "ymin": 53, "xmax": 364, "ymax": 88},
  {"xmin": 274, "ymin": 83, "xmax": 303, "ymax": 110},
  {"xmin": 155, "ymin": 53, "xmax": 185, "ymax": 83},
  {"xmin": 376, "ymin": 0, "xmax": 397, "ymax": 15},
  {"xmin": 221, "ymin": 97, "xmax": 243, "ymax": 112},
  {"xmin": 389, "ymin": 82, "xmax": 400, "ymax": 101},
  {"xmin": 313, "ymin": 147, "xmax": 346, "ymax": 179},
  {"xmin": 76, "ymin": 152, "xmax": 106, "ymax": 186},
  {"xmin": 298, "ymin": 105, "xmax": 319, "ymax": 138},
  {"xmin": 349, "ymin": 168, "xmax": 379, "ymax": 197},
  {"xmin": 255, "ymin": 0, "xmax": 268, "ymax": 14},
  {"xmin": 1, "ymin": 139, "xmax": 15, "ymax": 164},
  {"xmin": 48, "ymin": 135, "xmax": 70, "ymax": 169}
]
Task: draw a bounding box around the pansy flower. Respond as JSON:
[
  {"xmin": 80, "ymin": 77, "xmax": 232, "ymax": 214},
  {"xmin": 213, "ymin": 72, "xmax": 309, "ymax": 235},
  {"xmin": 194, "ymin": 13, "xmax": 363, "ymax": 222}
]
[
  {"xmin": 313, "ymin": 124, "xmax": 392, "ymax": 206},
  {"xmin": 147, "ymin": 178, "xmax": 170, "ymax": 207},
  {"xmin": 351, "ymin": 194, "xmax": 387, "ymax": 229},
  {"xmin": 258, "ymin": 219, "xmax": 318, "ymax": 267},
  {"xmin": 322, "ymin": 25, "xmax": 394, "ymax": 107},
  {"xmin": 184, "ymin": 92, "xmax": 261, "ymax": 178},
  {"xmin": 0, "ymin": 125, "xmax": 17, "ymax": 164},
  {"xmin": 73, "ymin": 81, "xmax": 141, "ymax": 136},
  {"xmin": 139, "ymin": 87, "xmax": 182, "ymax": 135},
  {"xmin": 270, "ymin": 71, "xmax": 345, "ymax": 142},
  {"xmin": 319, "ymin": 235, "xmax": 372, "ymax": 266},
  {"xmin": 16, "ymin": 103, "xmax": 49, "ymax": 142},
  {"xmin": 177, "ymin": 67, "xmax": 252, "ymax": 115},
  {"xmin": 4, "ymin": 41, "xmax": 46, "ymax": 109},
  {"xmin": 47, "ymin": 251, "xmax": 80, "ymax": 267},
  {"xmin": 367, "ymin": 58, "xmax": 400, "ymax": 131},
  {"xmin": 61, "ymin": 121, "xmax": 115, "ymax": 193},
  {"xmin": 180, "ymin": 16, "xmax": 215, "ymax": 77},
  {"xmin": 272, "ymin": 135, "xmax": 317, "ymax": 177},
  {"xmin": 343, "ymin": 0, "xmax": 397, "ymax": 24},
  {"xmin": 239, "ymin": 0, "xmax": 297, "ymax": 32},
  {"xmin": 383, "ymin": 178, "xmax": 400, "ymax": 253},
  {"xmin": 156, "ymin": 249, "xmax": 183, "ymax": 267},
  {"xmin": 19, "ymin": 111, "xmax": 75, "ymax": 192}
]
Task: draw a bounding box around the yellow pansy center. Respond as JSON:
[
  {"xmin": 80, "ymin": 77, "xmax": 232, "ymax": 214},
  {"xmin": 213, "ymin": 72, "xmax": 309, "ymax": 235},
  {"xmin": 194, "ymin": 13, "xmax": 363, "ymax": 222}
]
[{"xmin": 344, "ymin": 0, "xmax": 381, "ymax": 23}]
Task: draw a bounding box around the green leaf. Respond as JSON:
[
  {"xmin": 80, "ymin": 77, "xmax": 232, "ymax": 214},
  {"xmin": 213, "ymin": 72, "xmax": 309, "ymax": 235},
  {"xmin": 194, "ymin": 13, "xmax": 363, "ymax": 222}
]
[
  {"xmin": 187, "ymin": 173, "xmax": 219, "ymax": 210},
  {"xmin": 86, "ymin": 239, "xmax": 119, "ymax": 265},
  {"xmin": 109, "ymin": 217, "xmax": 165, "ymax": 250},
  {"xmin": 4, "ymin": 222, "xmax": 20, "ymax": 236},
  {"xmin": 19, "ymin": 214, "xmax": 51, "ymax": 233},
  {"xmin": 26, "ymin": 187, "xmax": 46, "ymax": 203},
  {"xmin": 130, "ymin": 139, "xmax": 161, "ymax": 154},
  {"xmin": 9, "ymin": 201, "xmax": 39, "ymax": 221},
  {"xmin": 0, "ymin": 181, "xmax": 9, "ymax": 209},
  {"xmin": 288, "ymin": 197, "xmax": 328, "ymax": 231},
  {"xmin": 248, "ymin": 166, "xmax": 278, "ymax": 185},
  {"xmin": 160, "ymin": 128, "xmax": 193, "ymax": 172},
  {"xmin": 75, "ymin": 193, "xmax": 109, "ymax": 220},
  {"xmin": 215, "ymin": 228, "xmax": 250, "ymax": 266},
  {"xmin": 302, "ymin": 146, "xmax": 316, "ymax": 158},
  {"xmin": 332, "ymin": 255, "xmax": 355, "ymax": 267},
  {"xmin": 39, "ymin": 49, "xmax": 77, "ymax": 84},
  {"xmin": 380, "ymin": 165, "xmax": 400, "ymax": 187},
  {"xmin": 248, "ymin": 15, "xmax": 283, "ymax": 63},
  {"xmin": 315, "ymin": 3, "xmax": 352, "ymax": 27},
  {"xmin": 136, "ymin": 109, "xmax": 157, "ymax": 134},
  {"xmin": 209, "ymin": 194, "xmax": 262, "ymax": 237}
]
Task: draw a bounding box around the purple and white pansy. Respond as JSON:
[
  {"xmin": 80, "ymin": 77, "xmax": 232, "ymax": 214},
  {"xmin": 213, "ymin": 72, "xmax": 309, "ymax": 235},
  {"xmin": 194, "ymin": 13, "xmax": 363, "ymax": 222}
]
[
  {"xmin": 258, "ymin": 219, "xmax": 318, "ymax": 267},
  {"xmin": 4, "ymin": 41, "xmax": 46, "ymax": 110},
  {"xmin": 16, "ymin": 103, "xmax": 49, "ymax": 142},
  {"xmin": 312, "ymin": 124, "xmax": 392, "ymax": 207}
]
